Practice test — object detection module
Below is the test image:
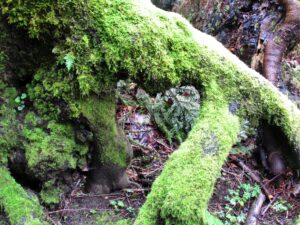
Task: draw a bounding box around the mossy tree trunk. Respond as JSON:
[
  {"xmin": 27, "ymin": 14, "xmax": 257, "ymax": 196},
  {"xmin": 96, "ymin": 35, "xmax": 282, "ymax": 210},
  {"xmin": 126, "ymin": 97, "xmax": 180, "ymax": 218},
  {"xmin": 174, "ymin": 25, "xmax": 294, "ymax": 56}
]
[{"xmin": 1, "ymin": 0, "xmax": 300, "ymax": 224}]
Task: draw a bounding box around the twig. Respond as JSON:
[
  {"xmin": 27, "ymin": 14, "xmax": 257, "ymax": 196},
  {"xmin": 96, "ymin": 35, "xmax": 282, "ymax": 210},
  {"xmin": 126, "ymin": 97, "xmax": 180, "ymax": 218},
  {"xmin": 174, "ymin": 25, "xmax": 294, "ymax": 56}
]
[
  {"xmin": 264, "ymin": 173, "xmax": 282, "ymax": 186},
  {"xmin": 47, "ymin": 208, "xmax": 110, "ymax": 215},
  {"xmin": 245, "ymin": 192, "xmax": 266, "ymax": 225},
  {"xmin": 124, "ymin": 188, "xmax": 150, "ymax": 192},
  {"xmin": 46, "ymin": 214, "xmax": 62, "ymax": 225},
  {"xmin": 153, "ymin": 138, "xmax": 174, "ymax": 152},
  {"xmin": 261, "ymin": 194, "xmax": 279, "ymax": 217},
  {"xmin": 235, "ymin": 160, "xmax": 273, "ymax": 200},
  {"xmin": 221, "ymin": 168, "xmax": 239, "ymax": 177},
  {"xmin": 142, "ymin": 167, "xmax": 162, "ymax": 178},
  {"xmin": 73, "ymin": 192, "xmax": 122, "ymax": 198},
  {"xmin": 126, "ymin": 129, "xmax": 152, "ymax": 134}
]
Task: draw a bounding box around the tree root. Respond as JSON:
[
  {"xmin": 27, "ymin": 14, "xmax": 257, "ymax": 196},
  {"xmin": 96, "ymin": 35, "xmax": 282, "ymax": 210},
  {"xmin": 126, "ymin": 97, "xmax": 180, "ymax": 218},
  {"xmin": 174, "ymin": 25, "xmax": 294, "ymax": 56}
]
[
  {"xmin": 263, "ymin": 0, "xmax": 300, "ymax": 86},
  {"xmin": 0, "ymin": 168, "xmax": 47, "ymax": 225}
]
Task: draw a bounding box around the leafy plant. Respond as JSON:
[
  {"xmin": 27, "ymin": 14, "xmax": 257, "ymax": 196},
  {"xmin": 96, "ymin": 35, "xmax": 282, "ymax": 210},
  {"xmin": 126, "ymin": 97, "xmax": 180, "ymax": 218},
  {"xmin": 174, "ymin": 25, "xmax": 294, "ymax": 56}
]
[
  {"xmin": 14, "ymin": 93, "xmax": 27, "ymax": 111},
  {"xmin": 64, "ymin": 53, "xmax": 75, "ymax": 71},
  {"xmin": 271, "ymin": 199, "xmax": 293, "ymax": 213},
  {"xmin": 110, "ymin": 200, "xmax": 125, "ymax": 211},
  {"xmin": 222, "ymin": 183, "xmax": 260, "ymax": 225},
  {"xmin": 136, "ymin": 85, "xmax": 200, "ymax": 142}
]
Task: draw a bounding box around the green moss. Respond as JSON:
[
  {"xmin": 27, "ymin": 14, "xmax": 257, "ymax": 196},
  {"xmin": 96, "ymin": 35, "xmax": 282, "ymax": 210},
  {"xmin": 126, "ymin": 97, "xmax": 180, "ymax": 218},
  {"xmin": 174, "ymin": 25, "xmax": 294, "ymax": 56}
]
[
  {"xmin": 94, "ymin": 212, "xmax": 133, "ymax": 225},
  {"xmin": 79, "ymin": 95, "xmax": 128, "ymax": 167},
  {"xmin": 0, "ymin": 84, "xmax": 19, "ymax": 167},
  {"xmin": 0, "ymin": 168, "xmax": 46, "ymax": 225},
  {"xmin": 23, "ymin": 112, "xmax": 88, "ymax": 178},
  {"xmin": 0, "ymin": 0, "xmax": 90, "ymax": 39},
  {"xmin": 0, "ymin": 105, "xmax": 18, "ymax": 166},
  {"xmin": 40, "ymin": 180, "xmax": 62, "ymax": 205},
  {"xmin": 2, "ymin": 0, "xmax": 300, "ymax": 223}
]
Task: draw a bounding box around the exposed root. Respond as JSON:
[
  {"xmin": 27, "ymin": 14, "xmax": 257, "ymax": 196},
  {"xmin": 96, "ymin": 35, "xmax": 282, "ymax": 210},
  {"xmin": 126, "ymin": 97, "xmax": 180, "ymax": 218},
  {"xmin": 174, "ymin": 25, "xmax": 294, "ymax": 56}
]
[{"xmin": 263, "ymin": 0, "xmax": 300, "ymax": 85}]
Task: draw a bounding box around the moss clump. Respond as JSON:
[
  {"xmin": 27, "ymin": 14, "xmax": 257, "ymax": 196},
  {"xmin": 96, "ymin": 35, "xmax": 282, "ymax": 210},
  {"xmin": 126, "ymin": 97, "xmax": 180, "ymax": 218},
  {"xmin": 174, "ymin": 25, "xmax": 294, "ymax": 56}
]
[
  {"xmin": 0, "ymin": 168, "xmax": 46, "ymax": 225},
  {"xmin": 79, "ymin": 95, "xmax": 128, "ymax": 167},
  {"xmin": 0, "ymin": 83, "xmax": 19, "ymax": 167},
  {"xmin": 0, "ymin": 0, "xmax": 90, "ymax": 39},
  {"xmin": 40, "ymin": 179, "xmax": 62, "ymax": 205},
  {"xmin": 23, "ymin": 112, "xmax": 88, "ymax": 178}
]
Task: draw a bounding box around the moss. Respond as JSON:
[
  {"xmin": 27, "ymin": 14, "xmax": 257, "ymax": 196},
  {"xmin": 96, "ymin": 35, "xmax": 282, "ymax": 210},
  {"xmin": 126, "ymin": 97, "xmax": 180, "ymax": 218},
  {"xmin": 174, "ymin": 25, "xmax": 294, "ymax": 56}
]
[
  {"xmin": 79, "ymin": 95, "xmax": 128, "ymax": 167},
  {"xmin": 0, "ymin": 0, "xmax": 90, "ymax": 39},
  {"xmin": 0, "ymin": 168, "xmax": 46, "ymax": 225},
  {"xmin": 295, "ymin": 215, "xmax": 300, "ymax": 225},
  {"xmin": 2, "ymin": 0, "xmax": 300, "ymax": 223},
  {"xmin": 40, "ymin": 180, "xmax": 62, "ymax": 205},
  {"xmin": 23, "ymin": 112, "xmax": 88, "ymax": 178},
  {"xmin": 0, "ymin": 84, "xmax": 19, "ymax": 167},
  {"xmin": 94, "ymin": 212, "xmax": 133, "ymax": 225}
]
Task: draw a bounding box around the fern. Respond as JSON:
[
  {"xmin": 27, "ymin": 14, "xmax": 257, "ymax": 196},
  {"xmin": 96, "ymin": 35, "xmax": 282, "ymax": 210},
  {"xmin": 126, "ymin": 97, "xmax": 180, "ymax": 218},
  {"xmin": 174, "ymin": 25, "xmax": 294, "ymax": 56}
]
[
  {"xmin": 136, "ymin": 86, "xmax": 201, "ymax": 142},
  {"xmin": 64, "ymin": 53, "xmax": 75, "ymax": 71}
]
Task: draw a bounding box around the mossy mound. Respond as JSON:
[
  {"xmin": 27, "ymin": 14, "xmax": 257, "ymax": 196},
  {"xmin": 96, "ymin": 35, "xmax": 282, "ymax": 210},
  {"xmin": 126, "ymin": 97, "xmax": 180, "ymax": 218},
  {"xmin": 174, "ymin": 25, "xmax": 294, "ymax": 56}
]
[{"xmin": 23, "ymin": 112, "xmax": 88, "ymax": 179}]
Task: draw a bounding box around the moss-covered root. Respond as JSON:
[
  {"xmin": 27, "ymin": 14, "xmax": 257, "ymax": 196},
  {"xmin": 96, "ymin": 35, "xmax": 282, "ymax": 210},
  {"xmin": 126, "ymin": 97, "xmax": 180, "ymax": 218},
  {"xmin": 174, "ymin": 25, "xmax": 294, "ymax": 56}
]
[
  {"xmin": 0, "ymin": 168, "xmax": 47, "ymax": 225},
  {"xmin": 79, "ymin": 94, "xmax": 132, "ymax": 193},
  {"xmin": 135, "ymin": 86, "xmax": 240, "ymax": 225}
]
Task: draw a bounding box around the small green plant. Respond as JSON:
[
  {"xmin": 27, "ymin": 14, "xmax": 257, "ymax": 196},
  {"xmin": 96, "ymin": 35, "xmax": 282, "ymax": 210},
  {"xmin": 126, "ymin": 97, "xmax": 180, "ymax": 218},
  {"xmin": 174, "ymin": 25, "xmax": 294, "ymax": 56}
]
[
  {"xmin": 64, "ymin": 53, "xmax": 75, "ymax": 71},
  {"xmin": 14, "ymin": 93, "xmax": 27, "ymax": 111},
  {"xmin": 110, "ymin": 200, "xmax": 125, "ymax": 211},
  {"xmin": 271, "ymin": 199, "xmax": 293, "ymax": 213},
  {"xmin": 222, "ymin": 183, "xmax": 260, "ymax": 225},
  {"xmin": 136, "ymin": 85, "xmax": 201, "ymax": 142},
  {"xmin": 126, "ymin": 206, "xmax": 136, "ymax": 217}
]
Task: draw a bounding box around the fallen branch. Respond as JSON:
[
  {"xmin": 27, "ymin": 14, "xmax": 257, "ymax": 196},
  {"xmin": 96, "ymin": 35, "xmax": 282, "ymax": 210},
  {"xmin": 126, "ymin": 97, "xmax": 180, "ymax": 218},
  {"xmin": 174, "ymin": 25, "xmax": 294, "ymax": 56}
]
[
  {"xmin": 235, "ymin": 160, "xmax": 273, "ymax": 200},
  {"xmin": 245, "ymin": 192, "xmax": 266, "ymax": 225}
]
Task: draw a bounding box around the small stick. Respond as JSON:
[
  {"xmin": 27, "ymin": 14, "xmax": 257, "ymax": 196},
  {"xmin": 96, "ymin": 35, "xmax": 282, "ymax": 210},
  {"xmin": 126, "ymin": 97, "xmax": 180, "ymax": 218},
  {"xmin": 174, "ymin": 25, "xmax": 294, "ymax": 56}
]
[
  {"xmin": 261, "ymin": 194, "xmax": 279, "ymax": 217},
  {"xmin": 245, "ymin": 192, "xmax": 266, "ymax": 225},
  {"xmin": 153, "ymin": 138, "xmax": 174, "ymax": 151},
  {"xmin": 47, "ymin": 208, "xmax": 110, "ymax": 215},
  {"xmin": 46, "ymin": 214, "xmax": 62, "ymax": 225},
  {"xmin": 235, "ymin": 160, "xmax": 273, "ymax": 200}
]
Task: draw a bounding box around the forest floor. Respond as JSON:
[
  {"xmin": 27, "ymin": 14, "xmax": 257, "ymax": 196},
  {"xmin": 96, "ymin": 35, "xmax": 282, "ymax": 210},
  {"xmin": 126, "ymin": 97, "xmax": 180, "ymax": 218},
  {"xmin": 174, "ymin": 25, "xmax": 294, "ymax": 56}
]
[
  {"xmin": 45, "ymin": 92, "xmax": 299, "ymax": 225},
  {"xmin": 0, "ymin": 82, "xmax": 299, "ymax": 225}
]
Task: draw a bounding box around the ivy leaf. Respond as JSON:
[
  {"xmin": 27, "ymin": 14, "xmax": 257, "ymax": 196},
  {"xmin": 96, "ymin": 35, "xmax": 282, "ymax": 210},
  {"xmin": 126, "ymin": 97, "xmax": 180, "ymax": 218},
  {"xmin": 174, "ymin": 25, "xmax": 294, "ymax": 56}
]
[
  {"xmin": 21, "ymin": 93, "xmax": 27, "ymax": 100},
  {"xmin": 64, "ymin": 53, "xmax": 75, "ymax": 71},
  {"xmin": 15, "ymin": 96, "xmax": 21, "ymax": 104},
  {"xmin": 117, "ymin": 201, "xmax": 125, "ymax": 208},
  {"xmin": 17, "ymin": 105, "xmax": 25, "ymax": 111}
]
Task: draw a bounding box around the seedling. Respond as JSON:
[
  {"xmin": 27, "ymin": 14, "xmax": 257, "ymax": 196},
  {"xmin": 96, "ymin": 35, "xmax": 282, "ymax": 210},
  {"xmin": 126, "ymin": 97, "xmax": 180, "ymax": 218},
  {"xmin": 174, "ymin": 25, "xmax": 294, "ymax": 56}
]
[
  {"xmin": 110, "ymin": 200, "xmax": 125, "ymax": 211},
  {"xmin": 15, "ymin": 93, "xmax": 27, "ymax": 111}
]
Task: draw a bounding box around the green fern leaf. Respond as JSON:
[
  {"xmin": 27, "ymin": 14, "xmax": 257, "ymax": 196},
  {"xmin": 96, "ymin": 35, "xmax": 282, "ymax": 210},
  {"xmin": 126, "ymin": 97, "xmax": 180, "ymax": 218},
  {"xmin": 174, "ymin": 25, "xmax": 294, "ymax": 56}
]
[{"xmin": 64, "ymin": 53, "xmax": 75, "ymax": 71}]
